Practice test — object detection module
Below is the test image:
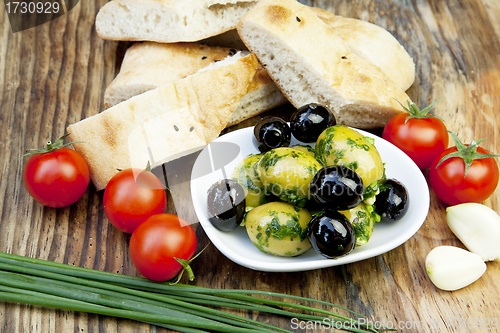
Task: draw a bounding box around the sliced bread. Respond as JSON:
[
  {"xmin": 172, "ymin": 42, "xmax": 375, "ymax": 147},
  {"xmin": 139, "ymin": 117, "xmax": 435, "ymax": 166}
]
[
  {"xmin": 95, "ymin": 0, "xmax": 261, "ymax": 43},
  {"xmin": 104, "ymin": 42, "xmax": 288, "ymax": 126},
  {"xmin": 202, "ymin": 7, "xmax": 415, "ymax": 92},
  {"xmin": 310, "ymin": 7, "xmax": 415, "ymax": 92},
  {"xmin": 237, "ymin": 0, "xmax": 412, "ymax": 129},
  {"xmin": 104, "ymin": 42, "xmax": 239, "ymax": 108},
  {"xmin": 68, "ymin": 52, "xmax": 259, "ymax": 190}
]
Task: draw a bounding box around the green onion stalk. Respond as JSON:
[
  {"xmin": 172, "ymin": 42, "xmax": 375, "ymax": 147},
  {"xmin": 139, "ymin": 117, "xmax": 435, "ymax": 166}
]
[{"xmin": 0, "ymin": 252, "xmax": 393, "ymax": 333}]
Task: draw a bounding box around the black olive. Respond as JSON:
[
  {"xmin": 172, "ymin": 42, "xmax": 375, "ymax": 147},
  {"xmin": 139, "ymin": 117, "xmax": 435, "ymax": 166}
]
[
  {"xmin": 374, "ymin": 179, "xmax": 408, "ymax": 221},
  {"xmin": 254, "ymin": 117, "xmax": 291, "ymax": 152},
  {"xmin": 308, "ymin": 209, "xmax": 355, "ymax": 259},
  {"xmin": 310, "ymin": 166, "xmax": 364, "ymax": 210},
  {"xmin": 290, "ymin": 104, "xmax": 335, "ymax": 143},
  {"xmin": 207, "ymin": 179, "xmax": 246, "ymax": 231}
]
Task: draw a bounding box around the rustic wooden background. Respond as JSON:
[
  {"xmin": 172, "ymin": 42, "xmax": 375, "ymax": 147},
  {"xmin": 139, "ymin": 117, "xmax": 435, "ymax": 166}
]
[{"xmin": 1, "ymin": 0, "xmax": 499, "ymax": 332}]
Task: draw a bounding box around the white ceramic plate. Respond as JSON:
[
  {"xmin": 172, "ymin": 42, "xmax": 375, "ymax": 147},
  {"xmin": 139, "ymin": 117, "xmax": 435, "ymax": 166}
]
[{"xmin": 190, "ymin": 126, "xmax": 429, "ymax": 272}]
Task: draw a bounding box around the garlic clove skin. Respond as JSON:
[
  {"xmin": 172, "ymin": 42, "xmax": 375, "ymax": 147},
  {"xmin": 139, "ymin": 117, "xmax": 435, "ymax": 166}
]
[
  {"xmin": 425, "ymin": 246, "xmax": 486, "ymax": 291},
  {"xmin": 446, "ymin": 203, "xmax": 500, "ymax": 262}
]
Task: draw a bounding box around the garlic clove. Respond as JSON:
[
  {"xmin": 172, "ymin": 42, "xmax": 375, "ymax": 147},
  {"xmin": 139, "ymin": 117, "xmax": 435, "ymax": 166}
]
[
  {"xmin": 446, "ymin": 203, "xmax": 500, "ymax": 262},
  {"xmin": 425, "ymin": 246, "xmax": 486, "ymax": 291}
]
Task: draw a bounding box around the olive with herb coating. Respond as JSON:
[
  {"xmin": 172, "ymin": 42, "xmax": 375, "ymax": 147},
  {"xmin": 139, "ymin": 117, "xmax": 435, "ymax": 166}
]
[
  {"xmin": 339, "ymin": 202, "xmax": 379, "ymax": 246},
  {"xmin": 315, "ymin": 125, "xmax": 384, "ymax": 202},
  {"xmin": 290, "ymin": 104, "xmax": 335, "ymax": 143},
  {"xmin": 290, "ymin": 144, "xmax": 315, "ymax": 158},
  {"xmin": 207, "ymin": 179, "xmax": 246, "ymax": 231},
  {"xmin": 231, "ymin": 153, "xmax": 267, "ymax": 210},
  {"xmin": 374, "ymin": 179, "xmax": 409, "ymax": 220},
  {"xmin": 255, "ymin": 147, "xmax": 322, "ymax": 207},
  {"xmin": 310, "ymin": 166, "xmax": 364, "ymax": 210},
  {"xmin": 254, "ymin": 117, "xmax": 291, "ymax": 152},
  {"xmin": 245, "ymin": 202, "xmax": 312, "ymax": 256},
  {"xmin": 308, "ymin": 209, "xmax": 355, "ymax": 259}
]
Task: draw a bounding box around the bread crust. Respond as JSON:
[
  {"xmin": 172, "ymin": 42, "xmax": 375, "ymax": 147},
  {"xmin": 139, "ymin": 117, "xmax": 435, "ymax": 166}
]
[
  {"xmin": 237, "ymin": 0, "xmax": 412, "ymax": 129},
  {"xmin": 201, "ymin": 9, "xmax": 416, "ymax": 92},
  {"xmin": 104, "ymin": 42, "xmax": 240, "ymax": 108},
  {"xmin": 310, "ymin": 7, "xmax": 415, "ymax": 92},
  {"xmin": 95, "ymin": 0, "xmax": 261, "ymax": 43},
  {"xmin": 68, "ymin": 53, "xmax": 259, "ymax": 190},
  {"xmin": 104, "ymin": 42, "xmax": 288, "ymax": 126}
]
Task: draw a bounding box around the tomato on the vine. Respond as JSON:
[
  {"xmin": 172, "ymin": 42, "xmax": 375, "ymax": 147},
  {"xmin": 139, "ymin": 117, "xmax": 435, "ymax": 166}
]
[
  {"xmin": 129, "ymin": 214, "xmax": 197, "ymax": 282},
  {"xmin": 382, "ymin": 100, "xmax": 448, "ymax": 170},
  {"xmin": 103, "ymin": 168, "xmax": 167, "ymax": 233},
  {"xmin": 429, "ymin": 132, "xmax": 500, "ymax": 206},
  {"xmin": 23, "ymin": 134, "xmax": 90, "ymax": 208}
]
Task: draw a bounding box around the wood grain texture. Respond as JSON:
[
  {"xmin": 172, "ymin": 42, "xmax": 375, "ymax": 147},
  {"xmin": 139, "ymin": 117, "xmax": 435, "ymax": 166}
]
[{"xmin": 1, "ymin": 0, "xmax": 499, "ymax": 332}]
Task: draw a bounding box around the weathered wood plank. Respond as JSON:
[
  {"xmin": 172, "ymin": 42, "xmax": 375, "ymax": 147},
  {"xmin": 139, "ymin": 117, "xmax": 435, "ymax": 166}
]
[{"xmin": 0, "ymin": 0, "xmax": 499, "ymax": 332}]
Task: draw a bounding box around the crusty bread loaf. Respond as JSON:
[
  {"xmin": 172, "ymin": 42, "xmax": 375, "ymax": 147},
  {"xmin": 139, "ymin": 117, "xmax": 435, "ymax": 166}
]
[
  {"xmin": 227, "ymin": 70, "xmax": 286, "ymax": 126},
  {"xmin": 95, "ymin": 0, "xmax": 261, "ymax": 43},
  {"xmin": 104, "ymin": 42, "xmax": 239, "ymax": 108},
  {"xmin": 68, "ymin": 53, "xmax": 259, "ymax": 190},
  {"xmin": 202, "ymin": 8, "xmax": 415, "ymax": 92},
  {"xmin": 237, "ymin": 0, "xmax": 412, "ymax": 129},
  {"xmin": 104, "ymin": 42, "xmax": 288, "ymax": 126},
  {"xmin": 310, "ymin": 7, "xmax": 415, "ymax": 92}
]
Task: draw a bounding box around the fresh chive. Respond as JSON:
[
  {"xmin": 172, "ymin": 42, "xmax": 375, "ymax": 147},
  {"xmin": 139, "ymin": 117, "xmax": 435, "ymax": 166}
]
[
  {"xmin": 0, "ymin": 284, "xmax": 209, "ymax": 333},
  {"xmin": 0, "ymin": 252, "xmax": 391, "ymax": 332},
  {"xmin": 0, "ymin": 289, "xmax": 262, "ymax": 333},
  {"xmin": 0, "ymin": 262, "xmax": 278, "ymax": 333}
]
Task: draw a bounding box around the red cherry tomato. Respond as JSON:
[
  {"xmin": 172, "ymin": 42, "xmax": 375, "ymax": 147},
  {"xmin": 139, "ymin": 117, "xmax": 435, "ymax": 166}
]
[
  {"xmin": 23, "ymin": 147, "xmax": 90, "ymax": 208},
  {"xmin": 429, "ymin": 132, "xmax": 500, "ymax": 206},
  {"xmin": 429, "ymin": 145, "xmax": 499, "ymax": 206},
  {"xmin": 382, "ymin": 100, "xmax": 448, "ymax": 170},
  {"xmin": 129, "ymin": 214, "xmax": 197, "ymax": 282},
  {"xmin": 383, "ymin": 116, "xmax": 448, "ymax": 170},
  {"xmin": 103, "ymin": 168, "xmax": 167, "ymax": 233}
]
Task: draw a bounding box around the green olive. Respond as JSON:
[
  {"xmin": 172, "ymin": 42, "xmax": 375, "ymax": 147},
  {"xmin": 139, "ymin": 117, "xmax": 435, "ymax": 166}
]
[
  {"xmin": 290, "ymin": 144, "xmax": 315, "ymax": 157},
  {"xmin": 315, "ymin": 125, "xmax": 384, "ymax": 188},
  {"xmin": 339, "ymin": 202, "xmax": 380, "ymax": 246},
  {"xmin": 231, "ymin": 154, "xmax": 267, "ymax": 210},
  {"xmin": 245, "ymin": 202, "xmax": 312, "ymax": 256},
  {"xmin": 256, "ymin": 147, "xmax": 322, "ymax": 207}
]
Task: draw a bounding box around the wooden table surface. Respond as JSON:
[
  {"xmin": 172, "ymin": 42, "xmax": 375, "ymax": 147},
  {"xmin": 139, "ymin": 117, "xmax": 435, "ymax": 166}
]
[{"xmin": 1, "ymin": 0, "xmax": 500, "ymax": 332}]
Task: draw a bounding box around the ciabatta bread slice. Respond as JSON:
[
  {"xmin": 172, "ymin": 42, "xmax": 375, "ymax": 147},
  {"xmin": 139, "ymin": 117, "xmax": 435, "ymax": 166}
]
[
  {"xmin": 95, "ymin": 0, "xmax": 261, "ymax": 43},
  {"xmin": 310, "ymin": 7, "xmax": 415, "ymax": 92},
  {"xmin": 202, "ymin": 7, "xmax": 415, "ymax": 92},
  {"xmin": 68, "ymin": 52, "xmax": 258, "ymax": 190},
  {"xmin": 104, "ymin": 42, "xmax": 238, "ymax": 108},
  {"xmin": 227, "ymin": 69, "xmax": 286, "ymax": 126},
  {"xmin": 237, "ymin": 0, "xmax": 412, "ymax": 129},
  {"xmin": 104, "ymin": 42, "xmax": 287, "ymax": 126}
]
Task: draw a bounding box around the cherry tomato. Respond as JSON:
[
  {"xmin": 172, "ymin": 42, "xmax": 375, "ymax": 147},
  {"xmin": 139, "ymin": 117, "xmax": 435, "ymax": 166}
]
[
  {"xmin": 429, "ymin": 145, "xmax": 499, "ymax": 206},
  {"xmin": 382, "ymin": 100, "xmax": 448, "ymax": 170},
  {"xmin": 103, "ymin": 168, "xmax": 167, "ymax": 233},
  {"xmin": 23, "ymin": 144, "xmax": 90, "ymax": 208},
  {"xmin": 129, "ymin": 214, "xmax": 197, "ymax": 282}
]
